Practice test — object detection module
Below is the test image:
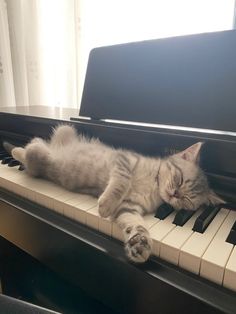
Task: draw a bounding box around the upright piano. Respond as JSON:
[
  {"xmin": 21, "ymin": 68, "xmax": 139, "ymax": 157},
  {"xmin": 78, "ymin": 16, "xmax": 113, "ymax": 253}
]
[{"xmin": 0, "ymin": 30, "xmax": 236, "ymax": 314}]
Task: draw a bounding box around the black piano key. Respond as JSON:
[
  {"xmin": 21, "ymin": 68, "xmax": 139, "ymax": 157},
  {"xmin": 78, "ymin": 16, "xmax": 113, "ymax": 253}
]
[
  {"xmin": 18, "ymin": 164, "xmax": 25, "ymax": 171},
  {"xmin": 226, "ymin": 221, "xmax": 236, "ymax": 245},
  {"xmin": 0, "ymin": 152, "xmax": 10, "ymax": 160},
  {"xmin": 173, "ymin": 209, "xmax": 195, "ymax": 226},
  {"xmin": 8, "ymin": 159, "xmax": 20, "ymax": 167},
  {"xmin": 1, "ymin": 156, "xmax": 13, "ymax": 164},
  {"xmin": 220, "ymin": 203, "xmax": 236, "ymax": 211},
  {"xmin": 155, "ymin": 203, "xmax": 175, "ymax": 220},
  {"xmin": 192, "ymin": 205, "xmax": 220, "ymax": 233}
]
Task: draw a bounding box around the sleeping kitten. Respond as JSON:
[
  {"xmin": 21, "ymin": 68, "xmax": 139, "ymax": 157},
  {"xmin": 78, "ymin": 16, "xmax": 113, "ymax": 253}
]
[{"xmin": 9, "ymin": 125, "xmax": 222, "ymax": 263}]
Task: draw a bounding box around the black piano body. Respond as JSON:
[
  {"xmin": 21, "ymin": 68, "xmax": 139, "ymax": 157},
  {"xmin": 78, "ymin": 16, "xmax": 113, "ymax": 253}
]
[{"xmin": 0, "ymin": 30, "xmax": 236, "ymax": 313}]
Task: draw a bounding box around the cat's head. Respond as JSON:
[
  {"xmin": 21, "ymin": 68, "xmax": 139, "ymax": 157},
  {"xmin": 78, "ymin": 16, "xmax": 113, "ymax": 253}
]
[{"xmin": 158, "ymin": 142, "xmax": 223, "ymax": 211}]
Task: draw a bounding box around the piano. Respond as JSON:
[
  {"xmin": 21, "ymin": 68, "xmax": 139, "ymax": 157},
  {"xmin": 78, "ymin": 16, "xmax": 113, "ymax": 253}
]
[{"xmin": 0, "ymin": 30, "xmax": 236, "ymax": 314}]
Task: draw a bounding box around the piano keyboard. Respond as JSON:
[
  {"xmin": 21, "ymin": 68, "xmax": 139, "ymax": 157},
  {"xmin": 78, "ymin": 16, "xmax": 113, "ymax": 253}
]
[{"xmin": 0, "ymin": 154, "xmax": 236, "ymax": 292}]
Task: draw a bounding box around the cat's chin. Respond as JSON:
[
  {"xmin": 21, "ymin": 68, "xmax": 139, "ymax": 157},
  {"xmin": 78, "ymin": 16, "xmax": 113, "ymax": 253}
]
[
  {"xmin": 169, "ymin": 201, "xmax": 197, "ymax": 211},
  {"xmin": 168, "ymin": 202, "xmax": 182, "ymax": 210},
  {"xmin": 160, "ymin": 194, "xmax": 181, "ymax": 210},
  {"xmin": 162, "ymin": 197, "xmax": 189, "ymax": 211}
]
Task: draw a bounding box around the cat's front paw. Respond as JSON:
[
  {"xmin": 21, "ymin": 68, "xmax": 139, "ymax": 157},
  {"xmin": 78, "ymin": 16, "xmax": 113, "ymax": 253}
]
[
  {"xmin": 98, "ymin": 195, "xmax": 117, "ymax": 218},
  {"xmin": 125, "ymin": 225, "xmax": 152, "ymax": 263}
]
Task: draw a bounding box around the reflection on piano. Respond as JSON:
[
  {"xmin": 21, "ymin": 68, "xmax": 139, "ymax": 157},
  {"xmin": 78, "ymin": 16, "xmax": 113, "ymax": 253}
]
[{"xmin": 0, "ymin": 30, "xmax": 236, "ymax": 313}]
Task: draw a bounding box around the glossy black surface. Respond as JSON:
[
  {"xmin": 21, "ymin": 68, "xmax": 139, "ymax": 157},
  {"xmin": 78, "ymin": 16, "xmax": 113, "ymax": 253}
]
[
  {"xmin": 1, "ymin": 157, "xmax": 13, "ymax": 165},
  {"xmin": 81, "ymin": 30, "xmax": 236, "ymax": 132},
  {"xmin": 155, "ymin": 203, "xmax": 175, "ymax": 220},
  {"xmin": 8, "ymin": 159, "xmax": 20, "ymax": 167},
  {"xmin": 0, "ymin": 152, "xmax": 9, "ymax": 160},
  {"xmin": 192, "ymin": 205, "xmax": 221, "ymax": 233},
  {"xmin": 226, "ymin": 221, "xmax": 236, "ymax": 245},
  {"xmin": 173, "ymin": 209, "xmax": 195, "ymax": 226},
  {"xmin": 18, "ymin": 164, "xmax": 25, "ymax": 171},
  {"xmin": 0, "ymin": 237, "xmax": 114, "ymax": 314},
  {"xmin": 0, "ymin": 294, "xmax": 59, "ymax": 314}
]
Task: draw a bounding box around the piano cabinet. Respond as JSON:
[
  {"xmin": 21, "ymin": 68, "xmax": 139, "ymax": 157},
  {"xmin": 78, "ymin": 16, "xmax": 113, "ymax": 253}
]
[
  {"xmin": 1, "ymin": 30, "xmax": 236, "ymax": 313},
  {"xmin": 0, "ymin": 190, "xmax": 235, "ymax": 314},
  {"xmin": 0, "ymin": 228, "xmax": 113, "ymax": 314}
]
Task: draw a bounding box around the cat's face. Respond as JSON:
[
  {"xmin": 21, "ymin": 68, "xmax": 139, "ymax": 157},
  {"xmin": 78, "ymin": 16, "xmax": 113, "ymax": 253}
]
[{"xmin": 158, "ymin": 142, "xmax": 222, "ymax": 211}]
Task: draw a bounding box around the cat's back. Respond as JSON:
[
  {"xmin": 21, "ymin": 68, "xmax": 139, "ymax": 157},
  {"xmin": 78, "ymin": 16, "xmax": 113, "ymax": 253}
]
[{"xmin": 51, "ymin": 135, "xmax": 114, "ymax": 160}]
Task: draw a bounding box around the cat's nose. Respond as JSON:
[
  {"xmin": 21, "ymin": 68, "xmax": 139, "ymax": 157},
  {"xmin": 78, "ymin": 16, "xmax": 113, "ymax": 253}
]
[
  {"xmin": 173, "ymin": 190, "xmax": 180, "ymax": 198},
  {"xmin": 169, "ymin": 189, "xmax": 180, "ymax": 199}
]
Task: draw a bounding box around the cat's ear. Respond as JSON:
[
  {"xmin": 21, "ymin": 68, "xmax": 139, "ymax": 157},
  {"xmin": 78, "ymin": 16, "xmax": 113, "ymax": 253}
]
[
  {"xmin": 176, "ymin": 142, "xmax": 204, "ymax": 163},
  {"xmin": 208, "ymin": 190, "xmax": 225, "ymax": 206}
]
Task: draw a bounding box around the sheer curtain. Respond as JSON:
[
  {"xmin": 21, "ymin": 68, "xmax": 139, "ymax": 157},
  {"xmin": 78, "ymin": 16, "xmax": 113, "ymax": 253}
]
[
  {"xmin": 0, "ymin": 0, "xmax": 79, "ymax": 108},
  {"xmin": 0, "ymin": 0, "xmax": 235, "ymax": 109}
]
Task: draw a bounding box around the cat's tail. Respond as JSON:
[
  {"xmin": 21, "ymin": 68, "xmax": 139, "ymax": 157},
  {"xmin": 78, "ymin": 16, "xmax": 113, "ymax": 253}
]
[{"xmin": 3, "ymin": 141, "xmax": 15, "ymax": 155}]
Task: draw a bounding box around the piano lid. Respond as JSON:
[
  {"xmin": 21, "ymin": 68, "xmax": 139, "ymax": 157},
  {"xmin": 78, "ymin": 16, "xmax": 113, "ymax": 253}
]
[{"xmin": 80, "ymin": 30, "xmax": 236, "ymax": 133}]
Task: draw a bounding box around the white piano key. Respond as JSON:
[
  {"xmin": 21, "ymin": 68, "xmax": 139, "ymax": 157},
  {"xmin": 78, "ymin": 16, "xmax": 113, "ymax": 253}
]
[
  {"xmin": 0, "ymin": 165, "xmax": 27, "ymax": 197},
  {"xmin": 15, "ymin": 175, "xmax": 64, "ymax": 206},
  {"xmin": 86, "ymin": 205, "xmax": 100, "ymax": 230},
  {"xmin": 0, "ymin": 164, "xmax": 98, "ymax": 221},
  {"xmin": 0, "ymin": 164, "xmax": 22, "ymax": 184},
  {"xmin": 70, "ymin": 196, "xmax": 97, "ymax": 224},
  {"xmin": 223, "ymin": 246, "xmax": 236, "ymax": 291},
  {"xmin": 179, "ymin": 208, "xmax": 229, "ymax": 274},
  {"xmin": 54, "ymin": 192, "xmax": 93, "ymax": 215},
  {"xmin": 200, "ymin": 210, "xmax": 236, "ymax": 285},
  {"xmin": 144, "ymin": 214, "xmax": 161, "ymax": 229},
  {"xmin": 0, "ymin": 168, "xmax": 43, "ymax": 201},
  {"xmin": 112, "ymin": 222, "xmax": 124, "ymax": 241},
  {"xmin": 99, "ymin": 216, "xmax": 112, "ymax": 236},
  {"xmin": 160, "ymin": 209, "xmax": 202, "ymax": 265},
  {"xmin": 52, "ymin": 189, "xmax": 85, "ymax": 213},
  {"xmin": 149, "ymin": 211, "xmax": 177, "ymax": 256},
  {"xmin": 5, "ymin": 170, "xmax": 91, "ymax": 216}
]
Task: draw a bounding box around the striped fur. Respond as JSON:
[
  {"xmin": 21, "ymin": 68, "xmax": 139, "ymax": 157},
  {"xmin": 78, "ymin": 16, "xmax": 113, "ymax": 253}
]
[{"xmin": 11, "ymin": 125, "xmax": 222, "ymax": 263}]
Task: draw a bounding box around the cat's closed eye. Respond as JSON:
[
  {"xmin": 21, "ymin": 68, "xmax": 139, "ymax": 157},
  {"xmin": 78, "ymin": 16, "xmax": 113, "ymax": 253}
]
[{"xmin": 173, "ymin": 173, "xmax": 183, "ymax": 188}]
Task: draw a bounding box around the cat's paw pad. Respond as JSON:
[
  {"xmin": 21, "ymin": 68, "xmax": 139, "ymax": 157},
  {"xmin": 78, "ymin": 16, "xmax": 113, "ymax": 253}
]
[{"xmin": 125, "ymin": 226, "xmax": 152, "ymax": 263}]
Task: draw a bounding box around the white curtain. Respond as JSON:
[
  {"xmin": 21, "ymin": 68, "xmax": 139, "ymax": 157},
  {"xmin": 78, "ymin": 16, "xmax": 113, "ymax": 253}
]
[{"xmin": 0, "ymin": 0, "xmax": 80, "ymax": 108}]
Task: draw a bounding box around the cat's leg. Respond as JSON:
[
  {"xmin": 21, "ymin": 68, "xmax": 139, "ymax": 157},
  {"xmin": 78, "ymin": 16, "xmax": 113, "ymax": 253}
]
[
  {"xmin": 98, "ymin": 153, "xmax": 137, "ymax": 218},
  {"xmin": 11, "ymin": 137, "xmax": 47, "ymax": 165},
  {"xmin": 50, "ymin": 124, "xmax": 77, "ymax": 147},
  {"xmin": 98, "ymin": 173, "xmax": 131, "ymax": 217},
  {"xmin": 23, "ymin": 140, "xmax": 51, "ymax": 177},
  {"xmin": 115, "ymin": 207, "xmax": 152, "ymax": 263}
]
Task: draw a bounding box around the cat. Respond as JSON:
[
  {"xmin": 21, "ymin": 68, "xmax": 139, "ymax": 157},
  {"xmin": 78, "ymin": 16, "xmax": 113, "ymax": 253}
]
[{"xmin": 7, "ymin": 124, "xmax": 222, "ymax": 263}]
